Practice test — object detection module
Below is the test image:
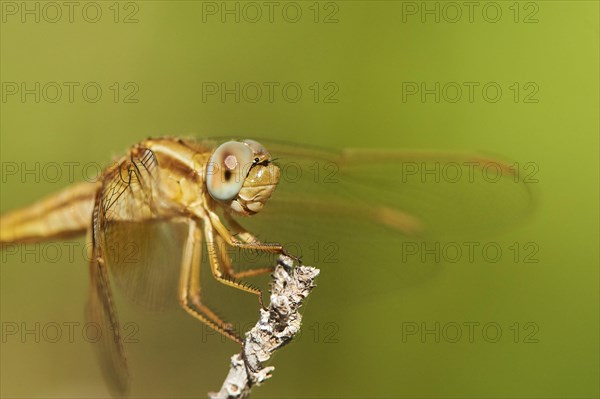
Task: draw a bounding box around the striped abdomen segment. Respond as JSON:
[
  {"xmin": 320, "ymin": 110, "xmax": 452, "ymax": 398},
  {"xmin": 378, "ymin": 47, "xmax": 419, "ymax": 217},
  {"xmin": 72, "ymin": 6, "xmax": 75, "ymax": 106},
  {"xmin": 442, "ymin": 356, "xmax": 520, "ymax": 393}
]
[{"xmin": 0, "ymin": 181, "xmax": 99, "ymax": 244}]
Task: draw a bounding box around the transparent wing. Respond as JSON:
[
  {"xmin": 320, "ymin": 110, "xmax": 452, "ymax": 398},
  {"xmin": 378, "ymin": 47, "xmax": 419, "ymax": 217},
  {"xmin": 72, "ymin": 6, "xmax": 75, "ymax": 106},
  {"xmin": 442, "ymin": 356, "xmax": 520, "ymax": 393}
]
[
  {"xmin": 97, "ymin": 147, "xmax": 184, "ymax": 311},
  {"xmin": 226, "ymin": 139, "xmax": 536, "ymax": 257},
  {"xmin": 99, "ymin": 146, "xmax": 158, "ymax": 224},
  {"xmin": 100, "ymin": 220, "xmax": 186, "ymax": 311},
  {"xmin": 86, "ymin": 200, "xmax": 130, "ymax": 396}
]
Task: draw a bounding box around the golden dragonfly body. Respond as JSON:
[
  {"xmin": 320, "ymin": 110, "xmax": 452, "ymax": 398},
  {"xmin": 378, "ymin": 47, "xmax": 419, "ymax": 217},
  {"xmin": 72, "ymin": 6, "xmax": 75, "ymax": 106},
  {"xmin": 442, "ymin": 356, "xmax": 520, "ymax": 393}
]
[
  {"xmin": 1, "ymin": 137, "xmax": 289, "ymax": 393},
  {"xmin": 0, "ymin": 136, "xmax": 534, "ymax": 394}
]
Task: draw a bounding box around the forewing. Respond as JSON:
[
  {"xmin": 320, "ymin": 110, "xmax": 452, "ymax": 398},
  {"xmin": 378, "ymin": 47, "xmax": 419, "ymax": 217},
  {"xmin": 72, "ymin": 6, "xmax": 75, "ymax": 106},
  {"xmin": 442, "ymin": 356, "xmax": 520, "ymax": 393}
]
[
  {"xmin": 334, "ymin": 148, "xmax": 535, "ymax": 237},
  {"xmin": 99, "ymin": 146, "xmax": 158, "ymax": 223},
  {"xmin": 236, "ymin": 140, "xmax": 536, "ymax": 251},
  {"xmin": 86, "ymin": 206, "xmax": 129, "ymax": 396},
  {"xmin": 100, "ymin": 220, "xmax": 186, "ymax": 311},
  {"xmin": 98, "ymin": 147, "xmax": 184, "ymax": 310}
]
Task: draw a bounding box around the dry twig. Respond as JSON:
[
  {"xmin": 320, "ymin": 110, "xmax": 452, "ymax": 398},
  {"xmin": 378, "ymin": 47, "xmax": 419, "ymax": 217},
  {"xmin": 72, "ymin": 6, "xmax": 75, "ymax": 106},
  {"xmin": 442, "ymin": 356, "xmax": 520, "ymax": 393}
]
[{"xmin": 209, "ymin": 256, "xmax": 320, "ymax": 399}]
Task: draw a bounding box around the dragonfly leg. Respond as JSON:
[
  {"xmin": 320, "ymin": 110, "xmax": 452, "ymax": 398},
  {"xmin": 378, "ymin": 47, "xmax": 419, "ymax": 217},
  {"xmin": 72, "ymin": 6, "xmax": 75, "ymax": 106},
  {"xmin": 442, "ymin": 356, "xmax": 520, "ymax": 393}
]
[
  {"xmin": 215, "ymin": 233, "xmax": 274, "ymax": 279},
  {"xmin": 223, "ymin": 213, "xmax": 261, "ymax": 245},
  {"xmin": 209, "ymin": 210, "xmax": 299, "ymax": 262},
  {"xmin": 210, "ymin": 214, "xmax": 274, "ymax": 278},
  {"xmin": 203, "ymin": 218, "xmax": 267, "ymax": 307},
  {"xmin": 179, "ymin": 221, "xmax": 242, "ymax": 344}
]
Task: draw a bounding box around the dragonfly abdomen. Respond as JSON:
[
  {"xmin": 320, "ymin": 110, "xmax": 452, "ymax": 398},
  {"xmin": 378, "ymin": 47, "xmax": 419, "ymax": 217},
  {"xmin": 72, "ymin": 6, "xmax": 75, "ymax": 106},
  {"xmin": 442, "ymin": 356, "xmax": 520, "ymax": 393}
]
[{"xmin": 0, "ymin": 181, "xmax": 99, "ymax": 245}]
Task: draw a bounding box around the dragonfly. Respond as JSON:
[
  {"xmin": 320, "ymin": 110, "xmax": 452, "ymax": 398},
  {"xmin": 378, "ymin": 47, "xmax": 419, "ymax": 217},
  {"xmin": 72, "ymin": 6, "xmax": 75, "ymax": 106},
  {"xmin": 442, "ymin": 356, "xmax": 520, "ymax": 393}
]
[{"xmin": 0, "ymin": 137, "xmax": 535, "ymax": 395}]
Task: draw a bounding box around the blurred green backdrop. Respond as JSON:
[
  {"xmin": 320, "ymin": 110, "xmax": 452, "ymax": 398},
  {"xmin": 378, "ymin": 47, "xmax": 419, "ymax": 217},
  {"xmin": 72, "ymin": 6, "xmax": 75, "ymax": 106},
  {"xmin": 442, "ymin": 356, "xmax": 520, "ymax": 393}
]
[{"xmin": 1, "ymin": 1, "xmax": 598, "ymax": 398}]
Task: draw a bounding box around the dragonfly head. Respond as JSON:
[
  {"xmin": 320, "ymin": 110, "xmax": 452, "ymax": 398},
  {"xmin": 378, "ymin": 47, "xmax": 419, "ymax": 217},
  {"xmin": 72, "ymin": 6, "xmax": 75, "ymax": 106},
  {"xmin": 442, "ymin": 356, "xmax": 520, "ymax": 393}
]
[{"xmin": 206, "ymin": 139, "xmax": 280, "ymax": 216}]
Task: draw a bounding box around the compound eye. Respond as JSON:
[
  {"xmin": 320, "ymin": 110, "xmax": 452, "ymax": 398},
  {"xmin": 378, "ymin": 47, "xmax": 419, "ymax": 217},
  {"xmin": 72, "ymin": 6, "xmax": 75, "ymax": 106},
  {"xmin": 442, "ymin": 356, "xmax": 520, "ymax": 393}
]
[
  {"xmin": 207, "ymin": 141, "xmax": 253, "ymax": 201},
  {"xmin": 243, "ymin": 139, "xmax": 270, "ymax": 159}
]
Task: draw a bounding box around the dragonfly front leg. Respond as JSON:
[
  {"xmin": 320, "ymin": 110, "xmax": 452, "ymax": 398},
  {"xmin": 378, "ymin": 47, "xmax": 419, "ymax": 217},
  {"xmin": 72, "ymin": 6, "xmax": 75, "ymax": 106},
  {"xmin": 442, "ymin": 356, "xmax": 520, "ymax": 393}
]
[
  {"xmin": 214, "ymin": 234, "xmax": 274, "ymax": 279},
  {"xmin": 216, "ymin": 214, "xmax": 278, "ymax": 279},
  {"xmin": 223, "ymin": 213, "xmax": 261, "ymax": 246},
  {"xmin": 179, "ymin": 220, "xmax": 242, "ymax": 344},
  {"xmin": 208, "ymin": 210, "xmax": 298, "ymax": 261},
  {"xmin": 203, "ymin": 218, "xmax": 267, "ymax": 307}
]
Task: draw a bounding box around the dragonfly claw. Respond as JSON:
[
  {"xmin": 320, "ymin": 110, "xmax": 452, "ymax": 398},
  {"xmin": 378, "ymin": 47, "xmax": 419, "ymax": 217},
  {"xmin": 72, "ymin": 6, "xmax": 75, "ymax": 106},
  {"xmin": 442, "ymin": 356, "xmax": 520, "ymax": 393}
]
[
  {"xmin": 283, "ymin": 250, "xmax": 302, "ymax": 265},
  {"xmin": 258, "ymin": 293, "xmax": 268, "ymax": 311}
]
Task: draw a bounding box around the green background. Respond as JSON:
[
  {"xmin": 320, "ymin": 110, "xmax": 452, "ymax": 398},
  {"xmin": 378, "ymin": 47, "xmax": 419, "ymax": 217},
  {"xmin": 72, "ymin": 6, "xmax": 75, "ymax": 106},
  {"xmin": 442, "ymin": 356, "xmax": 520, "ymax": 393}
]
[{"xmin": 1, "ymin": 1, "xmax": 598, "ymax": 398}]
